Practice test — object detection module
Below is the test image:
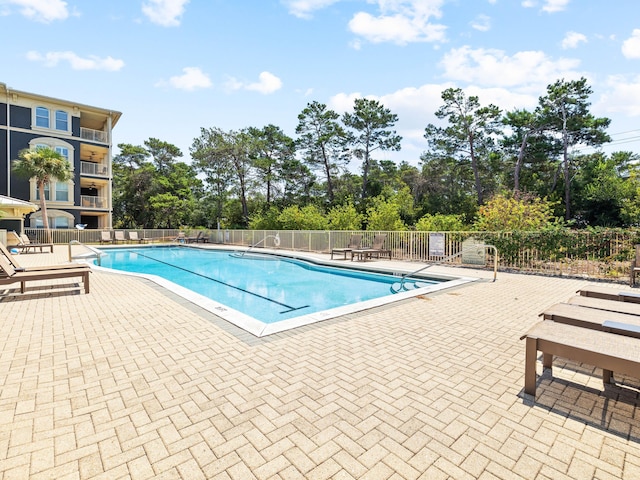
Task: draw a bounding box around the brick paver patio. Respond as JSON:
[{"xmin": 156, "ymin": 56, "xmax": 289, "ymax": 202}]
[{"xmin": 0, "ymin": 246, "xmax": 638, "ymax": 479}]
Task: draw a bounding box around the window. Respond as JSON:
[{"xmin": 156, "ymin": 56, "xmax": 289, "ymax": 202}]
[
  {"xmin": 34, "ymin": 107, "xmax": 69, "ymax": 132},
  {"xmin": 29, "ymin": 138, "xmax": 74, "ymax": 171},
  {"xmin": 55, "ymin": 182, "xmax": 69, "ymax": 202},
  {"xmin": 35, "ymin": 182, "xmax": 50, "ymax": 201},
  {"xmin": 55, "ymin": 110, "xmax": 68, "ymax": 131},
  {"xmin": 55, "ymin": 146, "xmax": 69, "ymax": 161},
  {"xmin": 53, "ymin": 216, "xmax": 70, "ymax": 229},
  {"xmin": 31, "ymin": 210, "xmax": 74, "ymax": 229},
  {"xmin": 35, "ymin": 107, "xmax": 50, "ymax": 128},
  {"xmin": 35, "ymin": 181, "xmax": 71, "ymax": 202}
]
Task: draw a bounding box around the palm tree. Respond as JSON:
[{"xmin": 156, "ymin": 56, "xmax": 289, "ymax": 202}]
[{"xmin": 12, "ymin": 147, "xmax": 73, "ymax": 244}]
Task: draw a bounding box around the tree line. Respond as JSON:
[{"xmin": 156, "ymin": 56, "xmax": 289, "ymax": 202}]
[{"xmin": 112, "ymin": 77, "xmax": 640, "ymax": 231}]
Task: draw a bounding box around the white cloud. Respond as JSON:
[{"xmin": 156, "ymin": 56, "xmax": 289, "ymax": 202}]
[
  {"xmin": 246, "ymin": 72, "xmax": 283, "ymax": 94},
  {"xmin": 464, "ymin": 85, "xmax": 539, "ymax": 112},
  {"xmin": 470, "ymin": 14, "xmax": 491, "ymax": 32},
  {"xmin": 389, "ymin": 84, "xmax": 536, "ymax": 125},
  {"xmin": 282, "ymin": 0, "xmax": 340, "ymax": 19},
  {"xmin": 142, "ymin": 0, "xmax": 189, "ymax": 27},
  {"xmin": 348, "ymin": 0, "xmax": 447, "ymax": 45},
  {"xmin": 622, "ymin": 29, "xmax": 640, "ymax": 59},
  {"xmin": 225, "ymin": 71, "xmax": 283, "ymax": 94},
  {"xmin": 597, "ymin": 75, "xmax": 640, "ymax": 117},
  {"xmin": 542, "ymin": 0, "xmax": 570, "ymax": 13},
  {"xmin": 165, "ymin": 67, "xmax": 212, "ymax": 91},
  {"xmin": 521, "ymin": 0, "xmax": 569, "ymax": 12},
  {"xmin": 561, "ymin": 31, "xmax": 587, "ymax": 49},
  {"xmin": 26, "ymin": 50, "xmax": 125, "ymax": 71},
  {"xmin": 328, "ymin": 83, "xmax": 539, "ymax": 163},
  {"xmin": 439, "ymin": 46, "xmax": 582, "ymax": 89},
  {"xmin": 224, "ymin": 76, "xmax": 244, "ymax": 92},
  {"xmin": 328, "ymin": 91, "xmax": 363, "ymax": 114},
  {"xmin": 2, "ymin": 0, "xmax": 68, "ymax": 22},
  {"xmin": 328, "ymin": 88, "xmax": 438, "ymax": 161},
  {"xmin": 283, "ymin": 0, "xmax": 448, "ymax": 46}
]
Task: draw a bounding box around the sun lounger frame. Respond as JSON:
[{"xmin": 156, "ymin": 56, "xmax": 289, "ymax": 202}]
[
  {"xmin": 578, "ymin": 286, "xmax": 640, "ymax": 304},
  {"xmin": 0, "ymin": 255, "xmax": 90, "ymax": 294},
  {"xmin": 350, "ymin": 234, "xmax": 390, "ymax": 261},
  {"xmin": 523, "ymin": 320, "xmax": 640, "ymax": 397},
  {"xmin": 8, "ymin": 231, "xmax": 53, "ymax": 253},
  {"xmin": 0, "ymin": 243, "xmax": 85, "ymax": 272},
  {"xmin": 128, "ymin": 231, "xmax": 150, "ymax": 243},
  {"xmin": 331, "ymin": 234, "xmax": 363, "ymax": 260},
  {"xmin": 566, "ymin": 295, "xmax": 640, "ymax": 316}
]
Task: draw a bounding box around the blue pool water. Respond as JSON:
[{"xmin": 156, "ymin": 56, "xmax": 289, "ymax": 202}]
[{"xmin": 97, "ymin": 246, "xmax": 441, "ymax": 324}]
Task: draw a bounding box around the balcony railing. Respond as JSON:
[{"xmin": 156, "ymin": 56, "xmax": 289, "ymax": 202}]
[
  {"xmin": 80, "ymin": 195, "xmax": 107, "ymax": 209},
  {"xmin": 80, "ymin": 127, "xmax": 108, "ymax": 143},
  {"xmin": 81, "ymin": 161, "xmax": 109, "ymax": 176}
]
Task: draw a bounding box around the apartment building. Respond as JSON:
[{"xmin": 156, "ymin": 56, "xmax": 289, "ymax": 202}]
[{"xmin": 0, "ymin": 82, "xmax": 121, "ymax": 230}]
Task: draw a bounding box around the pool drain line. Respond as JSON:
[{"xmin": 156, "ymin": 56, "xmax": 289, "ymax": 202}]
[{"xmin": 126, "ymin": 250, "xmax": 309, "ymax": 314}]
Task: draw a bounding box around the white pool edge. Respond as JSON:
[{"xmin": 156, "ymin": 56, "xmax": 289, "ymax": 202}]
[{"xmin": 92, "ymin": 249, "xmax": 479, "ymax": 337}]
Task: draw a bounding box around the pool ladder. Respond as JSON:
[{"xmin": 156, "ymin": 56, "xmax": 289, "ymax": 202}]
[{"xmin": 390, "ymin": 244, "xmax": 498, "ymax": 293}]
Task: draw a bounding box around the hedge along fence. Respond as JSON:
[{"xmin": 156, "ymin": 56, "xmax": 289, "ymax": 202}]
[
  {"xmin": 472, "ymin": 229, "xmax": 640, "ymax": 280},
  {"xmin": 225, "ymin": 228, "xmax": 640, "ymax": 281},
  {"xmin": 21, "ymin": 227, "xmax": 640, "ymax": 281}
]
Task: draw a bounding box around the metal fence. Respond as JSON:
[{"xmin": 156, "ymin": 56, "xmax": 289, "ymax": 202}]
[
  {"xmin": 22, "ymin": 228, "xmax": 639, "ymax": 282},
  {"xmin": 24, "ymin": 228, "xmax": 182, "ymax": 245}
]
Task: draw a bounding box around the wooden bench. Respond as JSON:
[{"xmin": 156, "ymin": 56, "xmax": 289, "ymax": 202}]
[{"xmin": 522, "ymin": 321, "xmax": 640, "ymax": 397}]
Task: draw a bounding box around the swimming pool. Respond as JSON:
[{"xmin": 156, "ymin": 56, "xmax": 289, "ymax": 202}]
[{"xmin": 95, "ymin": 246, "xmax": 477, "ymax": 336}]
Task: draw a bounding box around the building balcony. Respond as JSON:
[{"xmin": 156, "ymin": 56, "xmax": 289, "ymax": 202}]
[
  {"xmin": 81, "ymin": 161, "xmax": 109, "ymax": 177},
  {"xmin": 81, "ymin": 195, "xmax": 107, "ymax": 209},
  {"xmin": 80, "ymin": 127, "xmax": 108, "ymax": 143}
]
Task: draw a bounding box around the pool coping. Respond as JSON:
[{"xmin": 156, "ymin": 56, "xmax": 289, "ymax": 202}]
[{"xmin": 92, "ymin": 244, "xmax": 479, "ymax": 337}]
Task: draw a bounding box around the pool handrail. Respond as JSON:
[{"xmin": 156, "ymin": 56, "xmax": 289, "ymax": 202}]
[
  {"xmin": 237, "ymin": 233, "xmax": 280, "ymax": 257},
  {"xmin": 391, "ymin": 243, "xmax": 498, "ymax": 292},
  {"xmin": 68, "ymin": 240, "xmax": 106, "ymax": 266}
]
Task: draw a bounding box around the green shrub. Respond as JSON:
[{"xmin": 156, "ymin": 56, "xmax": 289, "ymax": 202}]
[
  {"xmin": 474, "ymin": 193, "xmax": 559, "ymax": 231},
  {"xmin": 415, "ymin": 213, "xmax": 467, "ymax": 231},
  {"xmin": 278, "ymin": 205, "xmax": 329, "ymax": 230},
  {"xmin": 327, "ymin": 202, "xmax": 363, "ymax": 230},
  {"xmin": 248, "ymin": 207, "xmax": 281, "ymax": 230},
  {"xmin": 365, "ymin": 196, "xmax": 406, "ymax": 231}
]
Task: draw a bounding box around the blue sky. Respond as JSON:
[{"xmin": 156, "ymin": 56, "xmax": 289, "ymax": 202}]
[{"xmin": 2, "ymin": 0, "xmax": 640, "ymax": 165}]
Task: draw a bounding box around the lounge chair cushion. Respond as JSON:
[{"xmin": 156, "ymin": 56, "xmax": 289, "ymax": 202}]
[
  {"xmin": 542, "ymin": 302, "xmax": 640, "ymax": 337},
  {"xmin": 578, "ymin": 286, "xmax": 640, "ymax": 304}
]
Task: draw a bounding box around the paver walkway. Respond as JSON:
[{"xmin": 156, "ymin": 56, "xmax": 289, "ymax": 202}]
[{"xmin": 0, "ymin": 246, "xmax": 638, "ymax": 479}]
